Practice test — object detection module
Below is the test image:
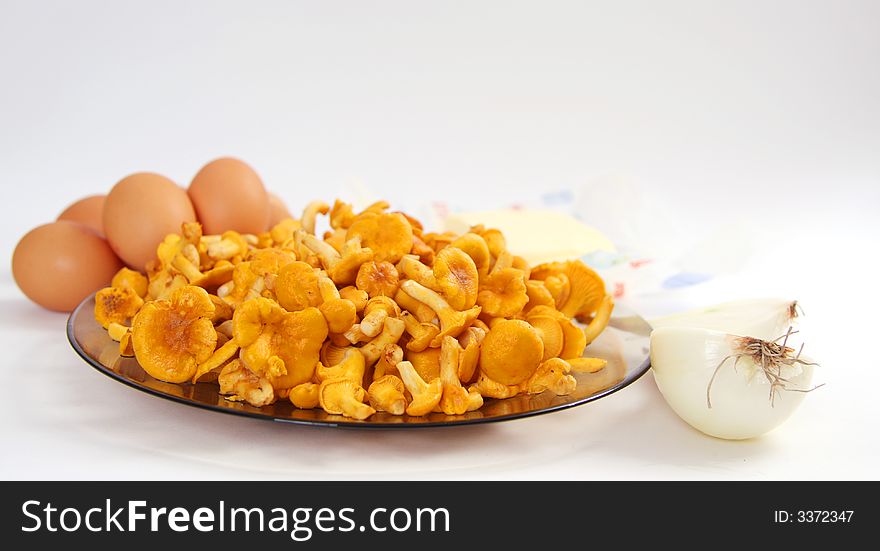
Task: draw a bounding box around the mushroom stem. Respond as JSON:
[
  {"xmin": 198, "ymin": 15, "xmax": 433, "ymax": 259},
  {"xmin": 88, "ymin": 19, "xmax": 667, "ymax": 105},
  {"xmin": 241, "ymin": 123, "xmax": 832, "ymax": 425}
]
[
  {"xmin": 301, "ymin": 201, "xmax": 330, "ymax": 235},
  {"xmin": 400, "ymin": 280, "xmax": 480, "ymax": 345},
  {"xmin": 397, "ymin": 255, "xmax": 438, "ymax": 289},
  {"xmin": 360, "ymin": 317, "xmax": 406, "ymax": 366},
  {"xmin": 396, "ymin": 360, "xmax": 443, "ymax": 416},
  {"xmin": 582, "ymin": 294, "xmax": 614, "ymax": 346}
]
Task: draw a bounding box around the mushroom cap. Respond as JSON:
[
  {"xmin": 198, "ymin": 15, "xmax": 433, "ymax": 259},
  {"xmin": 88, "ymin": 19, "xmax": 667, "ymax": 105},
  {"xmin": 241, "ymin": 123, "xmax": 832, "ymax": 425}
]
[
  {"xmin": 368, "ymin": 375, "xmax": 407, "ymax": 415},
  {"xmin": 405, "ymin": 347, "xmax": 441, "ymax": 382},
  {"xmin": 531, "ymin": 260, "xmax": 606, "ymax": 319},
  {"xmin": 528, "ymin": 315, "xmax": 564, "ymax": 361},
  {"xmin": 433, "ymin": 247, "xmax": 479, "ymax": 310},
  {"xmin": 132, "ymin": 286, "xmax": 217, "ymax": 383},
  {"xmin": 477, "ymin": 227, "xmax": 506, "ymax": 259},
  {"xmin": 329, "ymin": 199, "xmax": 357, "ymax": 229},
  {"xmin": 319, "ymin": 298, "xmax": 358, "ymax": 334},
  {"xmin": 320, "ymin": 340, "xmax": 350, "ymax": 367},
  {"xmin": 524, "ymin": 280, "xmax": 556, "ymax": 312},
  {"xmin": 406, "ymin": 377, "xmax": 443, "ymax": 416},
  {"xmin": 275, "ymin": 261, "xmax": 322, "ymax": 312},
  {"xmin": 558, "ymin": 316, "xmax": 588, "ymax": 360},
  {"xmin": 410, "ymin": 234, "xmax": 435, "ymax": 265},
  {"xmin": 356, "ymin": 260, "xmax": 400, "ymax": 298},
  {"xmin": 477, "ymin": 267, "xmax": 528, "ymax": 318},
  {"xmin": 316, "ymin": 347, "xmax": 366, "ymax": 385},
  {"xmin": 95, "ymin": 286, "xmax": 144, "ymax": 328},
  {"xmin": 111, "ymin": 267, "xmax": 148, "ymax": 298},
  {"xmin": 560, "ymin": 260, "xmax": 606, "ymax": 318},
  {"xmin": 289, "ymin": 382, "xmax": 320, "ymax": 409},
  {"xmin": 523, "ymin": 357, "xmax": 577, "ymax": 395},
  {"xmin": 234, "ymin": 298, "xmax": 328, "ymax": 389},
  {"xmin": 346, "ymin": 212, "xmax": 413, "ymax": 264},
  {"xmin": 191, "ymin": 261, "xmax": 235, "ymax": 291},
  {"xmin": 218, "ymin": 359, "xmax": 275, "ymax": 407},
  {"xmin": 479, "ymin": 319, "xmax": 544, "ymax": 385},
  {"xmin": 318, "ymin": 378, "xmax": 375, "ymax": 419},
  {"xmin": 448, "ymin": 233, "xmax": 491, "ymax": 276},
  {"xmin": 338, "ymin": 285, "xmax": 369, "ymax": 312}
]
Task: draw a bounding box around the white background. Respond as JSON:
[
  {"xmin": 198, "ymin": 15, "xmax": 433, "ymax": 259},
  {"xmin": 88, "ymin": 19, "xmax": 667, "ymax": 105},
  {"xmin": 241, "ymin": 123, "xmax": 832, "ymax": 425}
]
[{"xmin": 1, "ymin": 0, "xmax": 878, "ymax": 479}]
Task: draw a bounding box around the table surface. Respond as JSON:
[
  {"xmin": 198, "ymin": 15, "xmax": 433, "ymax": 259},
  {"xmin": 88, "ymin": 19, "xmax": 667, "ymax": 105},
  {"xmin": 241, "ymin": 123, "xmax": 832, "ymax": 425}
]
[{"xmin": 1, "ymin": 0, "xmax": 878, "ymax": 480}]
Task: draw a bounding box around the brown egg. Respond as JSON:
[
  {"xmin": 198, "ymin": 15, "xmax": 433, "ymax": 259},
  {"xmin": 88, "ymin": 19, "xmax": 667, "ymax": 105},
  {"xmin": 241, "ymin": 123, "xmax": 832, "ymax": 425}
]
[
  {"xmin": 188, "ymin": 157, "xmax": 269, "ymax": 234},
  {"xmin": 267, "ymin": 193, "xmax": 292, "ymax": 228},
  {"xmin": 12, "ymin": 221, "xmax": 124, "ymax": 312},
  {"xmin": 104, "ymin": 172, "xmax": 197, "ymax": 269},
  {"xmin": 57, "ymin": 194, "xmax": 106, "ymax": 236}
]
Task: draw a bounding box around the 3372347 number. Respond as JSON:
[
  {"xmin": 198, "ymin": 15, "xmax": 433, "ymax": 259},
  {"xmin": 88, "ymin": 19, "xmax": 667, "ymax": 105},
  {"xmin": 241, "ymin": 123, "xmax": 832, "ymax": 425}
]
[{"xmin": 774, "ymin": 510, "xmax": 854, "ymax": 523}]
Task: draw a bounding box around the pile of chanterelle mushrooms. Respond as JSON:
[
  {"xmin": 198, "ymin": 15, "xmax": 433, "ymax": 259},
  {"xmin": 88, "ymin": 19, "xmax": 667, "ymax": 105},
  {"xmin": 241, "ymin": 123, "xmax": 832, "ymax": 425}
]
[{"xmin": 93, "ymin": 199, "xmax": 614, "ymax": 419}]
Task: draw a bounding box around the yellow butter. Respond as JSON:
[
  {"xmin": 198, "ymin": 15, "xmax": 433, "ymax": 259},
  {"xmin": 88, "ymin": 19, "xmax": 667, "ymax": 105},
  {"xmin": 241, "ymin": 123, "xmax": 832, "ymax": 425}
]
[{"xmin": 443, "ymin": 209, "xmax": 615, "ymax": 265}]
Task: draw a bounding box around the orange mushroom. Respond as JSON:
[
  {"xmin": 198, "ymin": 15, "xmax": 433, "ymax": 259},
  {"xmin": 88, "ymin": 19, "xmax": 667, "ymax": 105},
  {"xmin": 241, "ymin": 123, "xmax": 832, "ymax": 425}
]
[
  {"xmin": 476, "ymin": 267, "xmax": 528, "ymax": 318},
  {"xmin": 478, "ymin": 319, "xmax": 544, "ymax": 385},
  {"xmin": 289, "ymin": 382, "xmax": 320, "ymax": 409},
  {"xmin": 448, "ymin": 233, "xmax": 491, "ymax": 277},
  {"xmin": 521, "ymin": 357, "xmax": 577, "ymax": 396},
  {"xmin": 218, "ymin": 359, "xmax": 275, "ymax": 407},
  {"xmin": 368, "ymin": 375, "xmax": 407, "ymax": 415},
  {"xmin": 433, "ymin": 247, "xmax": 479, "ymax": 310},
  {"xmin": 395, "ymin": 360, "xmax": 443, "ymax": 416},
  {"xmin": 346, "ymin": 212, "xmax": 413, "ymax": 264},
  {"xmin": 94, "ymin": 286, "xmax": 144, "ymax": 329},
  {"xmin": 233, "ymin": 297, "xmax": 328, "ymax": 390},
  {"xmin": 316, "ymin": 275, "xmax": 357, "ymax": 334},
  {"xmin": 318, "ymin": 378, "xmax": 375, "ymax": 420},
  {"xmin": 401, "ymin": 311, "xmax": 440, "ymax": 352},
  {"xmin": 131, "ymin": 286, "xmax": 218, "ymax": 383},
  {"xmin": 297, "ymin": 230, "xmax": 373, "ymax": 285},
  {"xmin": 399, "ymin": 280, "xmax": 481, "ymax": 347},
  {"xmin": 111, "ymin": 267, "xmax": 148, "ymax": 298},
  {"xmin": 356, "ymin": 260, "xmax": 400, "ymax": 298},
  {"xmin": 527, "ymin": 315, "xmax": 565, "ymax": 361},
  {"xmin": 275, "ymin": 261, "xmax": 322, "ymax": 312},
  {"xmin": 437, "ymin": 336, "xmax": 483, "ymax": 415}
]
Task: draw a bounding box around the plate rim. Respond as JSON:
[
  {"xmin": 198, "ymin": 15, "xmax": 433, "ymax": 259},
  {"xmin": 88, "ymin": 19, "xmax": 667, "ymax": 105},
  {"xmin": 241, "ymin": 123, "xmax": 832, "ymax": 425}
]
[{"xmin": 67, "ymin": 294, "xmax": 651, "ymax": 429}]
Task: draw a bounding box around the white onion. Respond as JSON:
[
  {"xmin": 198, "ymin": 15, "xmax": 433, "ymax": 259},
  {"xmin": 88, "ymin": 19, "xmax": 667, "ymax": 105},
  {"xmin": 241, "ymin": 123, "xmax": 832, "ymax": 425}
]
[{"xmin": 651, "ymin": 326, "xmax": 817, "ymax": 440}]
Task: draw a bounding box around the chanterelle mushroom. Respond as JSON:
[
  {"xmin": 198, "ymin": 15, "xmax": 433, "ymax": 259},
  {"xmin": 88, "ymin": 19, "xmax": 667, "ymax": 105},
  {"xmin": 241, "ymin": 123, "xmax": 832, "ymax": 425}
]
[
  {"xmin": 368, "ymin": 375, "xmax": 407, "ymax": 415},
  {"xmin": 531, "ymin": 260, "xmax": 607, "ymax": 320},
  {"xmin": 449, "ymin": 233, "xmax": 491, "ymax": 277},
  {"xmin": 395, "ymin": 360, "xmax": 443, "ymax": 416},
  {"xmin": 315, "ymin": 348, "xmax": 366, "ymax": 385},
  {"xmin": 477, "ymin": 267, "xmax": 528, "ymax": 318},
  {"xmin": 359, "ymin": 316, "xmax": 406, "ymax": 366},
  {"xmin": 401, "ymin": 311, "xmax": 440, "ymax": 352},
  {"xmin": 437, "ymin": 336, "xmax": 483, "ymax": 415},
  {"xmin": 111, "ymin": 267, "xmax": 148, "ymax": 298},
  {"xmin": 316, "ymin": 275, "xmax": 357, "ymax": 334},
  {"xmin": 275, "ymin": 261, "xmax": 322, "ymax": 312},
  {"xmin": 479, "ymin": 319, "xmax": 544, "ymax": 386},
  {"xmin": 132, "ymin": 285, "xmax": 218, "ymax": 383},
  {"xmin": 346, "ymin": 212, "xmax": 413, "ymax": 264},
  {"xmin": 289, "ymin": 382, "xmax": 320, "ymax": 409},
  {"xmin": 233, "ymin": 297, "xmax": 328, "ymax": 390},
  {"xmin": 298, "ymin": 230, "xmax": 373, "ymax": 285},
  {"xmin": 400, "ymin": 280, "xmax": 481, "ymax": 347},
  {"xmin": 521, "ymin": 357, "xmax": 577, "ymax": 396},
  {"xmin": 433, "ymin": 247, "xmax": 479, "ymax": 311},
  {"xmin": 95, "ymin": 286, "xmax": 144, "ymax": 328},
  {"xmin": 356, "ymin": 260, "xmax": 400, "ymax": 298},
  {"xmin": 319, "ymin": 378, "xmax": 376, "ymax": 420},
  {"xmin": 218, "ymin": 359, "xmax": 275, "ymax": 407}
]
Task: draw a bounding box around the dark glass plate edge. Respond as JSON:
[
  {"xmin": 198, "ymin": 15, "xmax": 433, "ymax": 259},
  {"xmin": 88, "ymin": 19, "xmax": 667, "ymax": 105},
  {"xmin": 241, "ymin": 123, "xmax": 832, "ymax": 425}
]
[{"xmin": 67, "ymin": 295, "xmax": 652, "ymax": 430}]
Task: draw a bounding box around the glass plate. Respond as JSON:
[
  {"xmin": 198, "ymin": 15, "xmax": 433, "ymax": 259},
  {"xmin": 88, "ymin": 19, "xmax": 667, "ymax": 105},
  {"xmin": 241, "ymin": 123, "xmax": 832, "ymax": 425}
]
[{"xmin": 67, "ymin": 294, "xmax": 651, "ymax": 428}]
